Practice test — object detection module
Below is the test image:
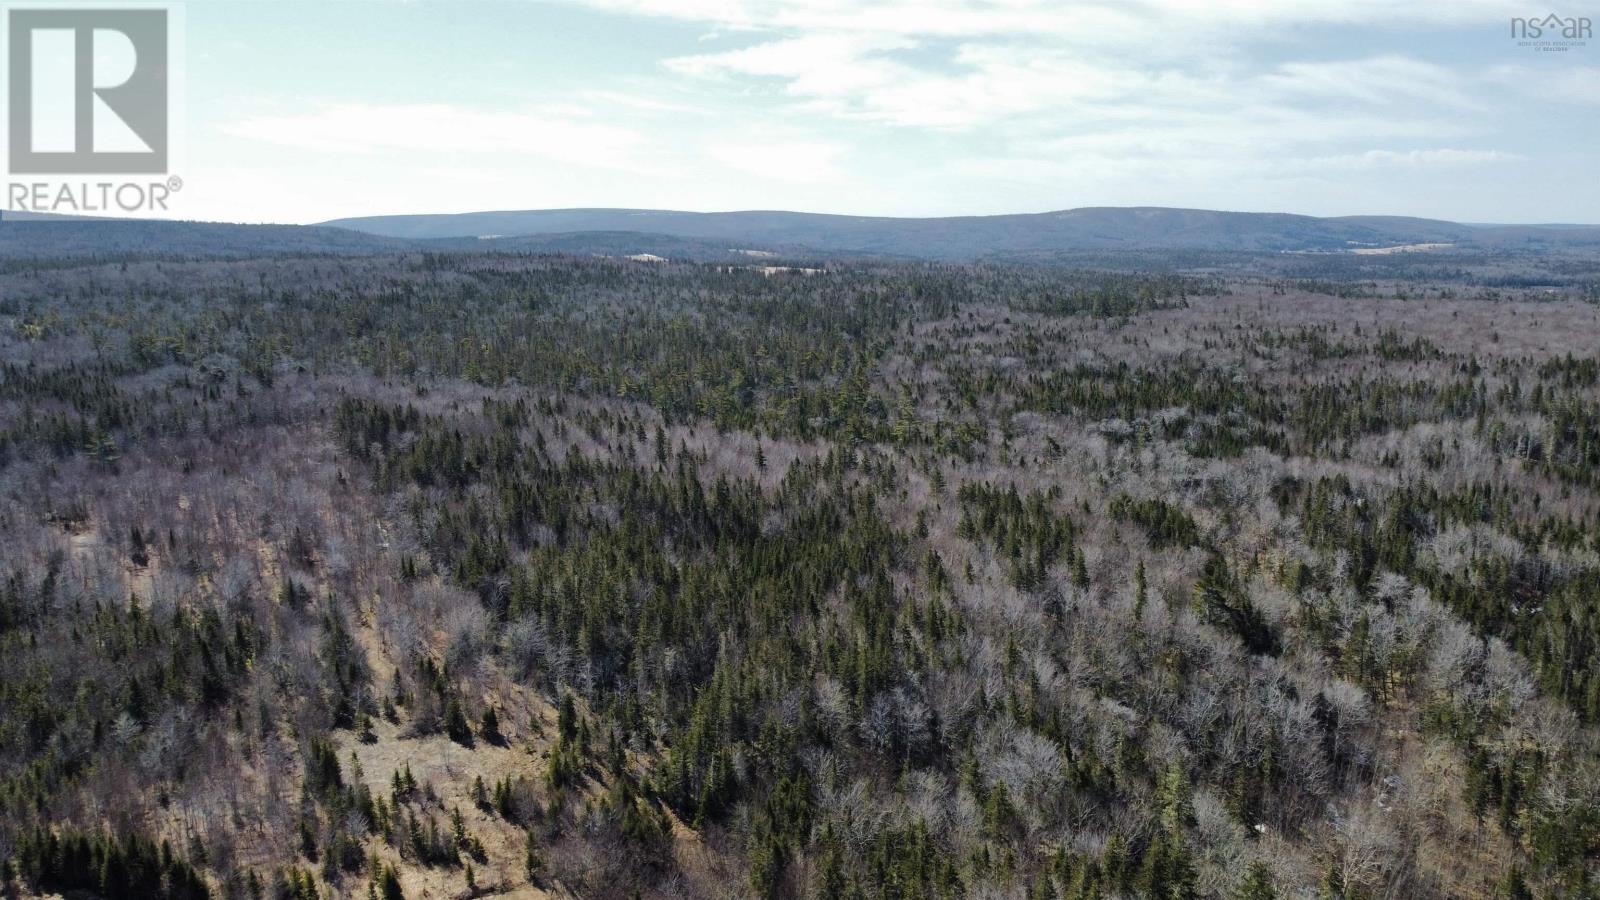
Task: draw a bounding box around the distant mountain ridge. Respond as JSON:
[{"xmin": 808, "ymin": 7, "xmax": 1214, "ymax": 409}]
[
  {"xmin": 0, "ymin": 213, "xmax": 797, "ymax": 260},
  {"xmin": 1, "ymin": 214, "xmax": 412, "ymax": 257},
  {"xmin": 8, "ymin": 206, "xmax": 1600, "ymax": 261},
  {"xmin": 320, "ymin": 206, "xmax": 1600, "ymax": 258}
]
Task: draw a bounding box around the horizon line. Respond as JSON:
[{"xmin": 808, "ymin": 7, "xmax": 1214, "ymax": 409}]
[{"xmin": 7, "ymin": 205, "xmax": 1600, "ymax": 230}]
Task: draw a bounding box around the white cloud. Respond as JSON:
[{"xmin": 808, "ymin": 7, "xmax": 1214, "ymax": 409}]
[
  {"xmin": 668, "ymin": 33, "xmax": 1487, "ymax": 148},
  {"xmin": 639, "ymin": 0, "xmax": 1531, "ymax": 221},
  {"xmin": 1264, "ymin": 57, "xmax": 1482, "ymax": 109},
  {"xmin": 667, "ymin": 32, "xmax": 916, "ymax": 110},
  {"xmin": 706, "ymin": 138, "xmax": 848, "ymax": 181},
  {"xmin": 570, "ymin": 0, "xmax": 1520, "ymax": 39},
  {"xmin": 670, "ymin": 39, "xmax": 1197, "ymax": 129},
  {"xmin": 1300, "ymin": 148, "xmax": 1520, "ymax": 170},
  {"xmin": 1486, "ymin": 64, "xmax": 1600, "ymax": 106},
  {"xmin": 223, "ymin": 103, "xmax": 657, "ymax": 173}
]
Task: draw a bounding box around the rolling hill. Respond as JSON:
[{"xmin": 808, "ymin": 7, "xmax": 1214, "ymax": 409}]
[
  {"xmin": 8, "ymin": 206, "xmax": 1600, "ymax": 261},
  {"xmin": 322, "ymin": 206, "xmax": 1600, "ymax": 258},
  {"xmin": 0, "ymin": 213, "xmax": 792, "ymax": 261}
]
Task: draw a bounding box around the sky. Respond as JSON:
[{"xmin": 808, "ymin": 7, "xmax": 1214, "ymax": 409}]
[{"xmin": 18, "ymin": 0, "xmax": 1600, "ymax": 223}]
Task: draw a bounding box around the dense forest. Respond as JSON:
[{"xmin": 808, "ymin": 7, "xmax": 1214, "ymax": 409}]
[{"xmin": 2, "ymin": 249, "xmax": 1599, "ymax": 899}]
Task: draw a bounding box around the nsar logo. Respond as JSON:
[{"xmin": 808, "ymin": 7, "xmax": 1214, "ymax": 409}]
[{"xmin": 1511, "ymin": 13, "xmax": 1592, "ymax": 51}]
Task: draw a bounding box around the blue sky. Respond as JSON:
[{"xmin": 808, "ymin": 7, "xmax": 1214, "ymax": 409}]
[{"xmin": 159, "ymin": 1, "xmax": 1600, "ymax": 222}]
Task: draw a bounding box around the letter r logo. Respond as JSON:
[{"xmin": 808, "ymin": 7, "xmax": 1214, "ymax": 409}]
[{"xmin": 8, "ymin": 9, "xmax": 168, "ymax": 174}]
